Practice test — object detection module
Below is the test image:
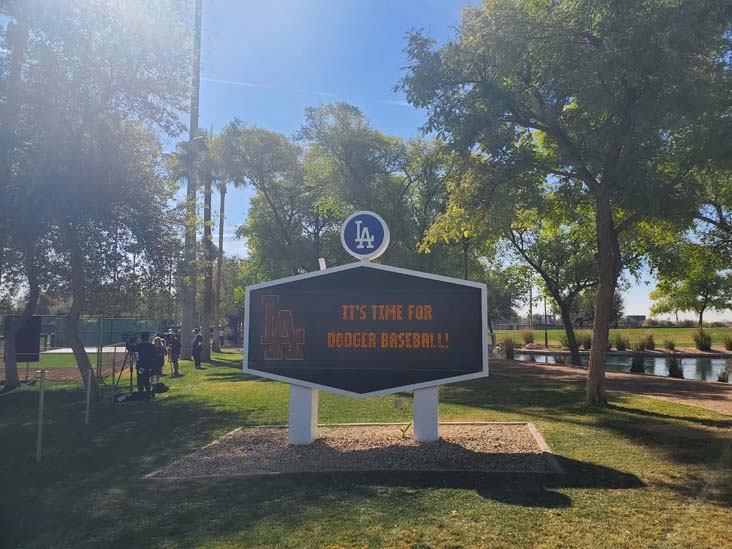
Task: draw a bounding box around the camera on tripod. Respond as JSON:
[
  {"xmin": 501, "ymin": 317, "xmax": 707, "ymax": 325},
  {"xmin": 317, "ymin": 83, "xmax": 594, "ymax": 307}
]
[{"xmin": 122, "ymin": 333, "xmax": 138, "ymax": 346}]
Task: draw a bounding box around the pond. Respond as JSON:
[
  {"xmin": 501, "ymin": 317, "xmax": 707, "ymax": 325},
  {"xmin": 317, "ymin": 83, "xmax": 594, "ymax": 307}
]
[{"xmin": 514, "ymin": 352, "xmax": 732, "ymax": 383}]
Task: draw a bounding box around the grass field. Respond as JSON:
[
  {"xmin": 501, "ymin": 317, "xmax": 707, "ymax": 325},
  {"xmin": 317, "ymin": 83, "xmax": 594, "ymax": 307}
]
[
  {"xmin": 1, "ymin": 350, "xmax": 731, "ymax": 548},
  {"xmin": 0, "ymin": 352, "xmax": 116, "ymax": 369},
  {"xmin": 497, "ymin": 326, "xmax": 732, "ymax": 349}
]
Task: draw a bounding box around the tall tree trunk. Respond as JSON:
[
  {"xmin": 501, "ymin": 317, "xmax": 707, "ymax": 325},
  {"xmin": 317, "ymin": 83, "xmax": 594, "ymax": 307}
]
[
  {"xmin": 586, "ymin": 189, "xmax": 620, "ymax": 406},
  {"xmin": 698, "ymin": 309, "xmax": 705, "ymax": 329},
  {"xmin": 201, "ymin": 176, "xmax": 213, "ymax": 362},
  {"xmin": 180, "ymin": 0, "xmax": 203, "ymax": 360},
  {"xmin": 213, "ymin": 184, "xmax": 226, "ymax": 352},
  {"xmin": 2, "ymin": 247, "xmax": 39, "ymax": 392},
  {"xmin": 559, "ymin": 304, "xmax": 582, "ymax": 366},
  {"xmin": 64, "ymin": 232, "xmax": 99, "ymax": 400}
]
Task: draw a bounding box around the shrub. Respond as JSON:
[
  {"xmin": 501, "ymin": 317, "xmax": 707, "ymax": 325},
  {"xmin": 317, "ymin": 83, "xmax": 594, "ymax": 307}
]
[
  {"xmin": 559, "ymin": 332, "xmax": 569, "ymax": 348},
  {"xmin": 613, "ymin": 334, "xmax": 629, "ymax": 352},
  {"xmin": 663, "ymin": 338, "xmax": 676, "ymax": 351},
  {"xmin": 642, "ymin": 331, "xmax": 655, "ymax": 351},
  {"xmin": 718, "ymin": 359, "xmax": 732, "ymax": 383},
  {"xmin": 630, "ymin": 350, "xmax": 645, "ymax": 373},
  {"xmin": 666, "ymin": 353, "xmax": 683, "ymax": 379},
  {"xmin": 521, "ymin": 330, "xmax": 534, "ymax": 345},
  {"xmin": 724, "ymin": 336, "xmax": 732, "ymax": 352},
  {"xmin": 693, "ymin": 329, "xmax": 712, "ymax": 352},
  {"xmin": 502, "ymin": 336, "xmax": 515, "ymax": 359},
  {"xmin": 553, "ymin": 354, "xmax": 566, "ymax": 365},
  {"xmin": 632, "ymin": 338, "xmax": 646, "ymax": 353},
  {"xmin": 579, "ymin": 332, "xmax": 592, "ymax": 350}
]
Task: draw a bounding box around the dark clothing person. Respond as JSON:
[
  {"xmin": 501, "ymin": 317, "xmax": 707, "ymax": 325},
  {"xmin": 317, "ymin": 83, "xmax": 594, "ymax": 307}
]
[
  {"xmin": 153, "ymin": 345, "xmax": 165, "ymax": 377},
  {"xmin": 137, "ymin": 369, "xmax": 151, "ymax": 394},
  {"xmin": 169, "ymin": 335, "xmax": 181, "ymax": 376},
  {"xmin": 129, "ymin": 340, "xmax": 157, "ymax": 395},
  {"xmin": 192, "ymin": 332, "xmax": 203, "ymax": 369}
]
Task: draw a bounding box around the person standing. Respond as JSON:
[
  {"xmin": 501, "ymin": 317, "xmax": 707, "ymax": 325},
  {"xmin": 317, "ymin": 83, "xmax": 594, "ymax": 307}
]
[
  {"xmin": 192, "ymin": 327, "xmax": 203, "ymax": 369},
  {"xmin": 128, "ymin": 332, "xmax": 156, "ymax": 397},
  {"xmin": 152, "ymin": 336, "xmax": 166, "ymax": 385},
  {"xmin": 218, "ymin": 327, "xmax": 225, "ymax": 349},
  {"xmin": 168, "ymin": 330, "xmax": 181, "ymax": 377}
]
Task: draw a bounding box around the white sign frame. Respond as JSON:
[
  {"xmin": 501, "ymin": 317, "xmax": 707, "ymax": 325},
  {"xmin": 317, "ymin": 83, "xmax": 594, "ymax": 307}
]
[
  {"xmin": 340, "ymin": 210, "xmax": 391, "ymax": 261},
  {"xmin": 243, "ymin": 261, "xmax": 489, "ymax": 399}
]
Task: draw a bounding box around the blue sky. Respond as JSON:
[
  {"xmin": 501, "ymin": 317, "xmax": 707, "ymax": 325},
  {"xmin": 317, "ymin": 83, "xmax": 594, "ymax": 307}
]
[{"xmin": 194, "ymin": 0, "xmax": 714, "ymax": 320}]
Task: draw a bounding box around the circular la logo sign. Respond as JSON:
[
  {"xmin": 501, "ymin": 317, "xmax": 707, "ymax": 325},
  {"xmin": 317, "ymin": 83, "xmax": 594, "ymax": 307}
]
[{"xmin": 340, "ymin": 211, "xmax": 390, "ymax": 260}]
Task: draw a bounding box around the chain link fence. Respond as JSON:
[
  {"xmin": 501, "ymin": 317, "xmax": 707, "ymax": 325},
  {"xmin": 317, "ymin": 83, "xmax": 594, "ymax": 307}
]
[{"xmin": 1, "ymin": 316, "xmax": 175, "ymax": 383}]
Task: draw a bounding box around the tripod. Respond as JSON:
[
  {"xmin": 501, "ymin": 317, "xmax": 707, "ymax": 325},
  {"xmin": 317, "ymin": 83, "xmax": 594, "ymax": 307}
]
[{"xmin": 113, "ymin": 346, "xmax": 136, "ymax": 397}]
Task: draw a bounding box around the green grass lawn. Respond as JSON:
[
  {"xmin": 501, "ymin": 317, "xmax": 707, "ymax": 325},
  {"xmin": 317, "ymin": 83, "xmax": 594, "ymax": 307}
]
[
  {"xmin": 497, "ymin": 326, "xmax": 732, "ymax": 349},
  {"xmin": 0, "ymin": 352, "xmax": 116, "ymax": 369},
  {"xmin": 1, "ymin": 349, "xmax": 730, "ymax": 548}
]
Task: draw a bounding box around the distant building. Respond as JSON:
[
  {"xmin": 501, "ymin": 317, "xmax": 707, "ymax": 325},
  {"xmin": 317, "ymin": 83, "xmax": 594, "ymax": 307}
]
[{"xmin": 625, "ymin": 315, "xmax": 646, "ymax": 322}]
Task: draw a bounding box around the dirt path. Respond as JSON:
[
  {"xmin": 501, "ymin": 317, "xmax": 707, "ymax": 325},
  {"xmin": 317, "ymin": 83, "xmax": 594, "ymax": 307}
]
[{"xmin": 492, "ymin": 359, "xmax": 732, "ymax": 415}]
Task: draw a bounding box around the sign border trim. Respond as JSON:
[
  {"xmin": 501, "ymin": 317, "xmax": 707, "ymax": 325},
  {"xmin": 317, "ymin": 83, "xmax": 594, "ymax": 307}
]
[{"xmin": 243, "ymin": 261, "xmax": 489, "ymax": 399}]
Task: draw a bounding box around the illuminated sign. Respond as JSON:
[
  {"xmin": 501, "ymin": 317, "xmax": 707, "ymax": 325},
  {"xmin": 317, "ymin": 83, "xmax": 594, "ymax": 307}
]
[{"xmin": 244, "ymin": 262, "xmax": 488, "ymax": 397}]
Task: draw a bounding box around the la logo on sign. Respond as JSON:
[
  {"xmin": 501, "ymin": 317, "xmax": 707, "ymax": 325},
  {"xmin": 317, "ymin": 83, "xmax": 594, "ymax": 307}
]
[
  {"xmin": 260, "ymin": 294, "xmax": 305, "ymax": 360},
  {"xmin": 354, "ymin": 220, "xmax": 375, "ymax": 249},
  {"xmin": 340, "ymin": 211, "xmax": 390, "ymax": 260}
]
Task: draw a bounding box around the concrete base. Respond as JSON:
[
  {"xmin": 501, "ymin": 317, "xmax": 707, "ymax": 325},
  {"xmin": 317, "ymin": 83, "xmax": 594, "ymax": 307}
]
[
  {"xmin": 413, "ymin": 386, "xmax": 439, "ymax": 441},
  {"xmin": 288, "ymin": 385, "xmax": 318, "ymax": 444}
]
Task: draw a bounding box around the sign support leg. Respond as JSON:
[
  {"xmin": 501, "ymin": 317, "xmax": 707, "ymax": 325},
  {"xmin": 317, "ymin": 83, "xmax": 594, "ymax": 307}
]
[
  {"xmin": 413, "ymin": 386, "xmax": 439, "ymax": 442},
  {"xmin": 288, "ymin": 384, "xmax": 318, "ymax": 445}
]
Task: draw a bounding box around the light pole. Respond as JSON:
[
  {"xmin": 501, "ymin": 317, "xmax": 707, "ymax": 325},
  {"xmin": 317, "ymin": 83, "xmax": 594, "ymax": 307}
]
[{"xmin": 544, "ymin": 296, "xmax": 548, "ymax": 347}]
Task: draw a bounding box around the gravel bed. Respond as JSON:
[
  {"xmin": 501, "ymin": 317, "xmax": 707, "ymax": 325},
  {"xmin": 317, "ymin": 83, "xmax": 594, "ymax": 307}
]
[{"xmin": 146, "ymin": 423, "xmax": 559, "ymax": 479}]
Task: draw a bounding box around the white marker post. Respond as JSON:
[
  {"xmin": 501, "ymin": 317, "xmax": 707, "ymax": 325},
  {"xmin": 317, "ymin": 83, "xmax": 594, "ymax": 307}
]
[
  {"xmin": 35, "ymin": 370, "xmax": 46, "ymax": 463},
  {"xmin": 413, "ymin": 386, "xmax": 439, "ymax": 442},
  {"xmin": 84, "ymin": 368, "xmax": 93, "ymax": 425}
]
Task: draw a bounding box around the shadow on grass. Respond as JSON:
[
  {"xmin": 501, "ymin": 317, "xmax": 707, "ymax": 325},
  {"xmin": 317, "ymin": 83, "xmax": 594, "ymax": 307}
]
[
  {"xmin": 440, "ymin": 376, "xmax": 732, "ymax": 503},
  {"xmin": 58, "ymin": 457, "xmax": 642, "ymax": 547},
  {"xmin": 605, "ymin": 402, "xmax": 732, "ymax": 429}
]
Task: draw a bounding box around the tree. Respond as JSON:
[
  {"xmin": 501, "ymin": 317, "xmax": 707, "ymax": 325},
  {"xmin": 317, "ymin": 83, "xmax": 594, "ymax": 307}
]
[
  {"xmin": 399, "ymin": 0, "xmax": 731, "ymax": 404},
  {"xmin": 651, "ymin": 244, "xmax": 732, "ymax": 327},
  {"xmin": 1, "ymin": 0, "xmax": 191, "ymax": 393},
  {"xmin": 508, "ymin": 202, "xmax": 597, "ymax": 366}
]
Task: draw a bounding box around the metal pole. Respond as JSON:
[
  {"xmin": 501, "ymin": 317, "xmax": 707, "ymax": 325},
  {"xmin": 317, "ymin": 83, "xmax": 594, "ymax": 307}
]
[
  {"xmin": 544, "ymin": 298, "xmax": 548, "ymax": 347},
  {"xmin": 111, "ymin": 349, "xmax": 117, "ymax": 400},
  {"xmin": 96, "ymin": 315, "xmax": 103, "ymax": 380},
  {"xmin": 35, "ymin": 370, "xmax": 46, "ymax": 463},
  {"xmin": 529, "ymin": 286, "xmax": 533, "ymax": 329},
  {"xmin": 462, "ymin": 235, "xmax": 468, "ymax": 281}
]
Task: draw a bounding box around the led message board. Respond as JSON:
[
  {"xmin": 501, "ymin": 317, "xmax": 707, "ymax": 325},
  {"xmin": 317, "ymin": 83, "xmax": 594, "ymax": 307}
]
[{"xmin": 244, "ymin": 262, "xmax": 488, "ymax": 397}]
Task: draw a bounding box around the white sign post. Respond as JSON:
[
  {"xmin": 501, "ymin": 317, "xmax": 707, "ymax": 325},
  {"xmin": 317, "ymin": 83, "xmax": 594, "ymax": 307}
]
[
  {"xmin": 288, "ymin": 383, "xmax": 318, "ymax": 444},
  {"xmin": 413, "ymin": 386, "xmax": 439, "ymax": 442}
]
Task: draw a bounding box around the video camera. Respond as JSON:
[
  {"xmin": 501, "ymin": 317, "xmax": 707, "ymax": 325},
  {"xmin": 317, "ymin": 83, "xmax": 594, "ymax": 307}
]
[{"xmin": 122, "ymin": 333, "xmax": 138, "ymax": 346}]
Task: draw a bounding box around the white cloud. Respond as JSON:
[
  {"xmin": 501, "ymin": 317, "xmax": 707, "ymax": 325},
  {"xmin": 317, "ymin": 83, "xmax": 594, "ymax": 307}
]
[
  {"xmin": 202, "ymin": 76, "xmax": 336, "ymax": 98},
  {"xmin": 201, "ymin": 76, "xmax": 267, "ymax": 89}
]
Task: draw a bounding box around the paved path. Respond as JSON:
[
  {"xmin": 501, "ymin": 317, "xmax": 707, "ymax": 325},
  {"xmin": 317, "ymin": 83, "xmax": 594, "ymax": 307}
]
[{"xmin": 492, "ymin": 359, "xmax": 732, "ymax": 415}]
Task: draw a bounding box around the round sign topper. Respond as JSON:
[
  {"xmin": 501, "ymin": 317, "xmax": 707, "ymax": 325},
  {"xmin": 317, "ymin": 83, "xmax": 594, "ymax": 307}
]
[{"xmin": 340, "ymin": 211, "xmax": 390, "ymax": 260}]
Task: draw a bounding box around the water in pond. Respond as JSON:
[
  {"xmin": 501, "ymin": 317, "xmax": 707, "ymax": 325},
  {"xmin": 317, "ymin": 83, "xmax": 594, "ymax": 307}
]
[{"xmin": 514, "ymin": 353, "xmax": 732, "ymax": 383}]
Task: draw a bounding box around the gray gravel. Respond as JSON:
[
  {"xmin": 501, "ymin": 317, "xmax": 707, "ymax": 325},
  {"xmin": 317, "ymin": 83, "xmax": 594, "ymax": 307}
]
[{"xmin": 147, "ymin": 423, "xmax": 558, "ymax": 479}]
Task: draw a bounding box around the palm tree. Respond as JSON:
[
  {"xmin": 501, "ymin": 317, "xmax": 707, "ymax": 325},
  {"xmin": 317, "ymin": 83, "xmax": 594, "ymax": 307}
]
[
  {"xmin": 212, "ymin": 177, "xmax": 227, "ymax": 351},
  {"xmin": 196, "ymin": 131, "xmax": 225, "ymax": 362}
]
